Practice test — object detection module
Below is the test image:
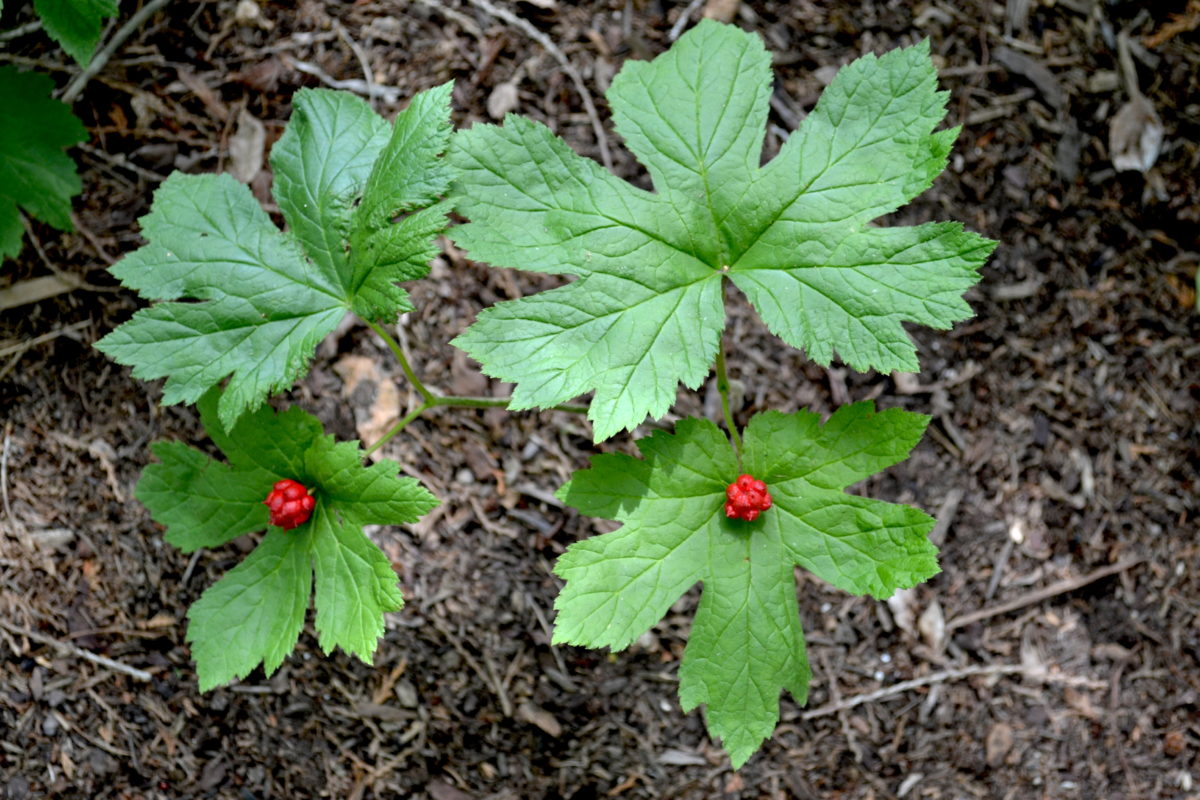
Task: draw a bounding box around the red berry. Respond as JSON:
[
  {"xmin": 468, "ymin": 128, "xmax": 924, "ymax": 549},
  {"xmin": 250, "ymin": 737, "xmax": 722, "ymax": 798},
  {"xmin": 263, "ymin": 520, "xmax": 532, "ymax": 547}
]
[
  {"xmin": 263, "ymin": 479, "xmax": 315, "ymax": 530},
  {"xmin": 724, "ymin": 473, "xmax": 772, "ymax": 522}
]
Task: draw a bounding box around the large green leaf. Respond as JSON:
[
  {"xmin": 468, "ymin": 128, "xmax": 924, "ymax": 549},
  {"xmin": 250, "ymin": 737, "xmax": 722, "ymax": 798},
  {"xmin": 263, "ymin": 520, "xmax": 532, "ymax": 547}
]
[
  {"xmin": 97, "ymin": 86, "xmax": 454, "ymax": 429},
  {"xmin": 553, "ymin": 403, "xmax": 938, "ymax": 766},
  {"xmin": 140, "ymin": 390, "xmax": 438, "ymax": 690},
  {"xmin": 449, "ymin": 21, "xmax": 995, "ymax": 441},
  {"xmin": 0, "ymin": 66, "xmax": 87, "ymax": 260}
]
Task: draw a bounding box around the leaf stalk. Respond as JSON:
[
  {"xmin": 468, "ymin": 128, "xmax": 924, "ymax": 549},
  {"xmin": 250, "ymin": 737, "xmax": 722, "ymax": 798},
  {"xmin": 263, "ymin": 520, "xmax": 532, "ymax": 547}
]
[
  {"xmin": 361, "ymin": 318, "xmax": 590, "ymax": 455},
  {"xmin": 366, "ymin": 319, "xmax": 437, "ymax": 406},
  {"xmin": 714, "ymin": 343, "xmax": 742, "ymax": 465}
]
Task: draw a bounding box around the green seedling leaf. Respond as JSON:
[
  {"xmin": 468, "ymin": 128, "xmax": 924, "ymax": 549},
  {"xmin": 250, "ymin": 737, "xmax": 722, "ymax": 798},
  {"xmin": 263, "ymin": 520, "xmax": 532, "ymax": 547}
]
[
  {"xmin": 554, "ymin": 403, "xmax": 938, "ymax": 767},
  {"xmin": 33, "ymin": 0, "xmax": 117, "ymax": 65},
  {"xmin": 449, "ymin": 21, "xmax": 995, "ymax": 441},
  {"xmin": 138, "ymin": 390, "xmax": 437, "ymax": 691},
  {"xmin": 97, "ymin": 85, "xmax": 454, "ymax": 429},
  {"xmin": 0, "ymin": 65, "xmax": 87, "ymax": 261}
]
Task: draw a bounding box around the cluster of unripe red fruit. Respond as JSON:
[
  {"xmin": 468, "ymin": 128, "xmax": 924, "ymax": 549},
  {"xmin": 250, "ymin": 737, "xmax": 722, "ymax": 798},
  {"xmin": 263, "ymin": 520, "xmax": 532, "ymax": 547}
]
[
  {"xmin": 724, "ymin": 474, "xmax": 772, "ymax": 522},
  {"xmin": 264, "ymin": 479, "xmax": 315, "ymax": 530}
]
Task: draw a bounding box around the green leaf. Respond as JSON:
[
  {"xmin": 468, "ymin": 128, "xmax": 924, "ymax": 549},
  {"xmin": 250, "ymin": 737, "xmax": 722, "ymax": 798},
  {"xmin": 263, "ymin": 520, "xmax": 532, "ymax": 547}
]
[
  {"xmin": 449, "ymin": 117, "xmax": 725, "ymax": 442},
  {"xmin": 93, "ymin": 171, "xmax": 348, "ymax": 430},
  {"xmin": 33, "ymin": 0, "xmax": 117, "ymax": 65},
  {"xmin": 449, "ymin": 22, "xmax": 995, "ymax": 440},
  {"xmin": 270, "ymin": 89, "xmax": 391, "ymax": 293},
  {"xmin": 187, "ymin": 528, "xmax": 312, "ymax": 692},
  {"xmin": 0, "ymin": 66, "xmax": 87, "ymax": 260},
  {"xmin": 553, "ymin": 403, "xmax": 937, "ymax": 767},
  {"xmin": 136, "ymin": 441, "xmax": 273, "ymax": 553},
  {"xmin": 309, "ymin": 503, "xmax": 406, "ymax": 662},
  {"xmin": 97, "ymin": 86, "xmax": 454, "ymax": 427},
  {"xmin": 139, "ymin": 389, "xmax": 438, "ymax": 689},
  {"xmin": 349, "ymin": 81, "xmax": 454, "ymax": 320}
]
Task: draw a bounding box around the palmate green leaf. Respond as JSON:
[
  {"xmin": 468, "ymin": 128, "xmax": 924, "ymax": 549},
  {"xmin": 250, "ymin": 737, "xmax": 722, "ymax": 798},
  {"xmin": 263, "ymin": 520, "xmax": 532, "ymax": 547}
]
[
  {"xmin": 97, "ymin": 85, "xmax": 453, "ymax": 429},
  {"xmin": 33, "ymin": 0, "xmax": 117, "ymax": 65},
  {"xmin": 553, "ymin": 403, "xmax": 938, "ymax": 767},
  {"xmin": 449, "ymin": 21, "xmax": 995, "ymax": 441},
  {"xmin": 139, "ymin": 390, "xmax": 438, "ymax": 690},
  {"xmin": 0, "ymin": 66, "xmax": 87, "ymax": 260}
]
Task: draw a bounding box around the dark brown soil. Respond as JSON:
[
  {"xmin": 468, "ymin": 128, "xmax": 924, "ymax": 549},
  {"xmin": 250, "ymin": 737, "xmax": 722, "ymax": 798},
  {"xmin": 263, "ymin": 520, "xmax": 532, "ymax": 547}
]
[{"xmin": 2, "ymin": 1, "xmax": 1199, "ymax": 798}]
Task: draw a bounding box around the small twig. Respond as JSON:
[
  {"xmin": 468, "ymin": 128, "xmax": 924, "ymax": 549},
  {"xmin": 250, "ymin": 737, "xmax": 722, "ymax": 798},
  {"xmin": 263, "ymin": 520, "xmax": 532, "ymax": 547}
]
[
  {"xmin": 0, "ymin": 321, "xmax": 89, "ymax": 383},
  {"xmin": 0, "ymin": 619, "xmax": 152, "ymax": 682},
  {"xmin": 927, "ymin": 487, "xmax": 963, "ymax": 547},
  {"xmin": 668, "ymin": 0, "xmax": 707, "ymax": 41},
  {"xmin": 461, "ymin": 0, "xmax": 613, "ymax": 170},
  {"xmin": 287, "ymin": 57, "xmax": 402, "ymax": 103},
  {"xmin": 408, "ymin": 0, "xmax": 484, "ymax": 38},
  {"xmin": 1, "ymin": 423, "xmax": 13, "ymax": 526},
  {"xmin": 334, "ymin": 20, "xmax": 376, "ymax": 110},
  {"xmin": 180, "ymin": 549, "xmax": 204, "ymax": 587},
  {"xmin": 22, "ymin": 221, "xmax": 120, "ymax": 295},
  {"xmin": 77, "ymin": 141, "xmax": 169, "ymax": 183},
  {"xmin": 0, "ymin": 19, "xmax": 44, "ymax": 43},
  {"xmin": 947, "ymin": 557, "xmax": 1144, "ymax": 632},
  {"xmin": 819, "ymin": 651, "xmax": 864, "ymax": 764},
  {"xmin": 802, "ymin": 663, "xmax": 1107, "ymax": 720},
  {"xmin": 61, "ymin": 0, "xmax": 173, "ymax": 103},
  {"xmin": 428, "ymin": 613, "xmax": 513, "ymax": 717},
  {"xmin": 1116, "ymin": 30, "xmax": 1145, "ymax": 102},
  {"xmin": 984, "ymin": 536, "xmax": 1014, "ymax": 601},
  {"xmin": 0, "ymin": 321, "xmax": 88, "ymax": 360}
]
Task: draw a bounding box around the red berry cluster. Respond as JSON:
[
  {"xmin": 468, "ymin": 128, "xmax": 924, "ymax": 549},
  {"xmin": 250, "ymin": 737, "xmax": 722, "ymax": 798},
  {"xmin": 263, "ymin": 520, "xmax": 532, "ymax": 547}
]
[
  {"xmin": 724, "ymin": 474, "xmax": 772, "ymax": 522},
  {"xmin": 264, "ymin": 479, "xmax": 315, "ymax": 530}
]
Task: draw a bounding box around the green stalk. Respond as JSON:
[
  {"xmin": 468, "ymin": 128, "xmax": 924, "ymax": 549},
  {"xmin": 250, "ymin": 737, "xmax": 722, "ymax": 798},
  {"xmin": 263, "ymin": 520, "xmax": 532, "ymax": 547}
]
[
  {"xmin": 715, "ymin": 343, "xmax": 742, "ymax": 465},
  {"xmin": 365, "ymin": 319, "xmax": 436, "ymax": 406},
  {"xmin": 363, "ymin": 402, "xmax": 431, "ymax": 456},
  {"xmin": 362, "ymin": 397, "xmax": 589, "ymax": 456},
  {"xmin": 432, "ymin": 395, "xmax": 589, "ymax": 414},
  {"xmin": 362, "ymin": 318, "xmax": 592, "ymax": 456}
]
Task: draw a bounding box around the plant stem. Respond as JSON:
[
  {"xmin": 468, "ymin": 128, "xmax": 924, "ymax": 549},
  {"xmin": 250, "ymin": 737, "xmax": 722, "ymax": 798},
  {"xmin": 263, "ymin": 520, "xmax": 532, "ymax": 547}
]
[
  {"xmin": 714, "ymin": 343, "xmax": 742, "ymax": 465},
  {"xmin": 363, "ymin": 402, "xmax": 430, "ymax": 456},
  {"xmin": 360, "ymin": 317, "xmax": 592, "ymax": 455},
  {"xmin": 432, "ymin": 395, "xmax": 590, "ymax": 414},
  {"xmin": 362, "ymin": 396, "xmax": 590, "ymax": 456},
  {"xmin": 365, "ymin": 319, "xmax": 437, "ymax": 405}
]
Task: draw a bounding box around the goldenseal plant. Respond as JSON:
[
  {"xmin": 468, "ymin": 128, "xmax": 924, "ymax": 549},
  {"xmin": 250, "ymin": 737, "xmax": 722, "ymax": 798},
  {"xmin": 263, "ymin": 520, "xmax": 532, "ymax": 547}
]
[
  {"xmin": 448, "ymin": 21, "xmax": 994, "ymax": 765},
  {"xmin": 96, "ymin": 85, "xmax": 454, "ymax": 689},
  {"xmin": 96, "ymin": 20, "xmax": 995, "ymax": 767}
]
